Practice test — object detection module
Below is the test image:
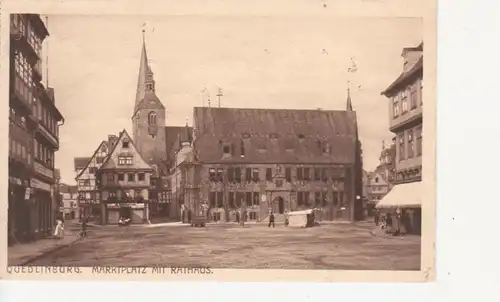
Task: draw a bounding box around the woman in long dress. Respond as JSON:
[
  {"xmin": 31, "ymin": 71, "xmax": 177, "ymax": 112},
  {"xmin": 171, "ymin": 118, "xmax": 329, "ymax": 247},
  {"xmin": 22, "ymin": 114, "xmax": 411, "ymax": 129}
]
[{"xmin": 54, "ymin": 219, "xmax": 64, "ymax": 239}]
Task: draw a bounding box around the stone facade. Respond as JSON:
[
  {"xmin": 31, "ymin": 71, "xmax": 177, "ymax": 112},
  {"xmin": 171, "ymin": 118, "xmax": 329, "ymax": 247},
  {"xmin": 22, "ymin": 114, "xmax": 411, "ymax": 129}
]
[{"xmin": 196, "ymin": 164, "xmax": 355, "ymax": 223}]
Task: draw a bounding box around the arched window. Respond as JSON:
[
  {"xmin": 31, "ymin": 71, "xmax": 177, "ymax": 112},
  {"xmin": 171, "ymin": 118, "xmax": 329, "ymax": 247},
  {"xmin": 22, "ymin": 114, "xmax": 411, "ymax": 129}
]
[{"xmin": 148, "ymin": 111, "xmax": 157, "ymax": 126}]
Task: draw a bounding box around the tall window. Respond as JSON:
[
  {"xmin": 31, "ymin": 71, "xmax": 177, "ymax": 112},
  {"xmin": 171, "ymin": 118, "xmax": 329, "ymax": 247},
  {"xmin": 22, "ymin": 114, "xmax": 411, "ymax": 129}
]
[
  {"xmin": 216, "ymin": 192, "xmax": 223, "ymax": 207},
  {"xmin": 252, "ymin": 168, "xmax": 260, "ymax": 182},
  {"xmin": 303, "ymin": 168, "xmax": 310, "ymax": 181},
  {"xmin": 285, "ymin": 167, "xmax": 291, "ymax": 182},
  {"xmin": 416, "ymin": 126, "xmax": 423, "ymax": 156},
  {"xmin": 398, "ymin": 133, "xmax": 406, "ymax": 161},
  {"xmin": 266, "ymin": 168, "xmax": 272, "ymax": 181},
  {"xmin": 209, "ymin": 192, "xmax": 216, "ymax": 207},
  {"xmin": 314, "ymin": 168, "xmax": 321, "ymax": 181},
  {"xmin": 234, "ymin": 167, "xmax": 241, "ymax": 183},
  {"xmin": 321, "ymin": 168, "xmax": 328, "ymax": 182},
  {"xmin": 296, "ymin": 168, "xmax": 303, "ymax": 181},
  {"xmin": 392, "ymin": 96, "xmax": 400, "ymax": 117},
  {"xmin": 148, "ymin": 111, "xmax": 157, "ymax": 126},
  {"xmin": 407, "ymin": 130, "xmax": 414, "ymax": 158},
  {"xmin": 410, "ymin": 87, "xmax": 418, "ymax": 109},
  {"xmin": 229, "ymin": 192, "xmax": 235, "ymax": 208},
  {"xmin": 401, "ymin": 90, "xmax": 408, "ymax": 113},
  {"xmin": 245, "ymin": 168, "xmax": 252, "ymax": 182},
  {"xmin": 253, "ymin": 192, "xmax": 260, "ymax": 206},
  {"xmin": 209, "ymin": 168, "xmax": 216, "ymax": 182},
  {"xmin": 420, "ymin": 79, "xmax": 424, "ymax": 105}
]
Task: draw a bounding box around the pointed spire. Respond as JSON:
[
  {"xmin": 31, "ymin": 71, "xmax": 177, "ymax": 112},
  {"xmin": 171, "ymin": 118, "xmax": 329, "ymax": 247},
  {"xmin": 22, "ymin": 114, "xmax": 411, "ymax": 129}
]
[
  {"xmin": 181, "ymin": 120, "xmax": 192, "ymax": 145},
  {"xmin": 134, "ymin": 29, "xmax": 156, "ymax": 112},
  {"xmin": 346, "ymin": 87, "xmax": 353, "ymax": 111}
]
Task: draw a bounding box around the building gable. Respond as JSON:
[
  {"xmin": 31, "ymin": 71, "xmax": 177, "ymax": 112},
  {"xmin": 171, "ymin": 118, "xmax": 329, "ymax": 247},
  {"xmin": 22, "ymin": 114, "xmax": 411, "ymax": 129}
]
[
  {"xmin": 368, "ymin": 172, "xmax": 388, "ymax": 186},
  {"xmin": 75, "ymin": 140, "xmax": 109, "ymax": 180},
  {"xmin": 100, "ymin": 129, "xmax": 152, "ymax": 171}
]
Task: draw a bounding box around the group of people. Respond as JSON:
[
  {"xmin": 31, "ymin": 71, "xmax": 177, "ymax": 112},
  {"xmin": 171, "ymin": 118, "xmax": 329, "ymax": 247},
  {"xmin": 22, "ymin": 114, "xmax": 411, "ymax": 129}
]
[
  {"xmin": 53, "ymin": 216, "xmax": 89, "ymax": 240},
  {"xmin": 374, "ymin": 209, "xmax": 412, "ymax": 235}
]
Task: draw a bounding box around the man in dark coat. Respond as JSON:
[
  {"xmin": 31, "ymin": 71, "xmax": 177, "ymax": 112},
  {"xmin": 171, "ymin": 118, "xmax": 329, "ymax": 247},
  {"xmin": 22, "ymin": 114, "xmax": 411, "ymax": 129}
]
[{"xmin": 268, "ymin": 212, "xmax": 275, "ymax": 228}]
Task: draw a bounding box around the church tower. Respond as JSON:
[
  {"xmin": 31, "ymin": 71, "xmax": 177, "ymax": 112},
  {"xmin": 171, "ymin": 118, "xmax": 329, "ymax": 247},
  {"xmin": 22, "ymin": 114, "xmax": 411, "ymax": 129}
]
[{"xmin": 132, "ymin": 30, "xmax": 166, "ymax": 169}]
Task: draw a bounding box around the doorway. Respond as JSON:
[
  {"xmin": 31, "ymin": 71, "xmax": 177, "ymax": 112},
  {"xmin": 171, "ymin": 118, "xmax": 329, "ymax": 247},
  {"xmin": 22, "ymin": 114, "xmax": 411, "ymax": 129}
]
[
  {"xmin": 277, "ymin": 197, "xmax": 285, "ymax": 214},
  {"xmin": 119, "ymin": 206, "xmax": 132, "ymax": 220}
]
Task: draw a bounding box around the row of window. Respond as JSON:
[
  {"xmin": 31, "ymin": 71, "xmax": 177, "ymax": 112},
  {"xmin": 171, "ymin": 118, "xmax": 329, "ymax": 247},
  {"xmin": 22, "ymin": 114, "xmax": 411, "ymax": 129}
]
[
  {"xmin": 392, "ymin": 81, "xmax": 423, "ymax": 118},
  {"xmin": 34, "ymin": 138, "xmax": 54, "ymax": 168},
  {"xmin": 106, "ymin": 172, "xmax": 146, "ymax": 182},
  {"xmin": 10, "ymin": 108, "xmax": 27, "ymax": 130},
  {"xmin": 118, "ymin": 155, "xmax": 133, "ymax": 165},
  {"xmin": 35, "ymin": 98, "xmax": 59, "ymax": 137},
  {"xmin": 221, "ymin": 139, "xmax": 330, "ymax": 156},
  {"xmin": 209, "ymin": 191, "xmax": 260, "ymax": 208},
  {"xmin": 11, "ymin": 15, "xmax": 42, "ymax": 56},
  {"xmin": 107, "ymin": 189, "xmax": 143, "ymax": 200},
  {"xmin": 209, "ymin": 167, "xmax": 344, "ymax": 183},
  {"xmin": 398, "ymin": 125, "xmax": 423, "ymax": 161},
  {"xmin": 296, "ymin": 191, "xmax": 346, "ymax": 207},
  {"xmin": 9, "ymin": 137, "xmax": 31, "ymax": 165},
  {"xmin": 207, "ymin": 191, "xmax": 346, "ymax": 209}
]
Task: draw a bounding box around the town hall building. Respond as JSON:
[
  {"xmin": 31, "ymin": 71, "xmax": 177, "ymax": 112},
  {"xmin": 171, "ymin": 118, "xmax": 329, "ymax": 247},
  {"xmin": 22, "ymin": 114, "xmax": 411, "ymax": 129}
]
[{"xmin": 74, "ymin": 32, "xmax": 365, "ymax": 224}]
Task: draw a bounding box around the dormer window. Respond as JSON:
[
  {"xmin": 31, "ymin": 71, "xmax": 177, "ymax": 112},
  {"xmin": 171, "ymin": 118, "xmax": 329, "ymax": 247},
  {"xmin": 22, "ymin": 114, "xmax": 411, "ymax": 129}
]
[
  {"xmin": 122, "ymin": 139, "xmax": 130, "ymax": 148},
  {"xmin": 222, "ymin": 144, "xmax": 231, "ymax": 155}
]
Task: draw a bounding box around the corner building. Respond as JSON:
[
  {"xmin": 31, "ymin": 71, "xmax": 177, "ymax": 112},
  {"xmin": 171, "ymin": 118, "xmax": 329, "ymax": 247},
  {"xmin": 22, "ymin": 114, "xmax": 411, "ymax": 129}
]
[
  {"xmin": 377, "ymin": 42, "xmax": 423, "ymax": 234},
  {"xmin": 8, "ymin": 14, "xmax": 64, "ymax": 245}
]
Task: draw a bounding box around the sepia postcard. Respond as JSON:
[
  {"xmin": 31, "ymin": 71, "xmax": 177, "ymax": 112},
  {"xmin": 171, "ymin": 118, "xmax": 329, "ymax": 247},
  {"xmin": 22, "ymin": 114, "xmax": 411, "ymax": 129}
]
[{"xmin": 0, "ymin": 0, "xmax": 436, "ymax": 282}]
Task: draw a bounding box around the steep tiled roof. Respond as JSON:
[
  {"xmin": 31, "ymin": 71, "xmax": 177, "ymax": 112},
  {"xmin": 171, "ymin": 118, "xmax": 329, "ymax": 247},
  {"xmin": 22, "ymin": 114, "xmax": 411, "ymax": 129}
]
[
  {"xmin": 192, "ymin": 107, "xmax": 358, "ymax": 164},
  {"xmin": 75, "ymin": 140, "xmax": 108, "ymax": 180},
  {"xmin": 381, "ymin": 56, "xmax": 423, "ymax": 96},
  {"xmin": 165, "ymin": 126, "xmax": 193, "ymax": 158},
  {"xmin": 74, "ymin": 157, "xmax": 91, "ymax": 171}
]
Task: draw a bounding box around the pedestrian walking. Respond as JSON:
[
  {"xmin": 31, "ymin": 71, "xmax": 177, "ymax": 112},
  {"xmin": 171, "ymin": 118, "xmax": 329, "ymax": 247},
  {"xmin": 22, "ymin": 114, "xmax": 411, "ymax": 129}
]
[
  {"xmin": 374, "ymin": 209, "xmax": 380, "ymax": 226},
  {"xmin": 54, "ymin": 219, "xmax": 64, "ymax": 239},
  {"xmin": 79, "ymin": 217, "xmax": 88, "ymax": 239},
  {"xmin": 268, "ymin": 212, "xmax": 275, "ymax": 228}
]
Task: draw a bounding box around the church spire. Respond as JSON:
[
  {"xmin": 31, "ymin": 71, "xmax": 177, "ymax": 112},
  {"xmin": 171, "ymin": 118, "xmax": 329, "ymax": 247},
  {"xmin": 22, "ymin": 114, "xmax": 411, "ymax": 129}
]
[
  {"xmin": 134, "ymin": 29, "xmax": 156, "ymax": 113},
  {"xmin": 346, "ymin": 87, "xmax": 353, "ymax": 111}
]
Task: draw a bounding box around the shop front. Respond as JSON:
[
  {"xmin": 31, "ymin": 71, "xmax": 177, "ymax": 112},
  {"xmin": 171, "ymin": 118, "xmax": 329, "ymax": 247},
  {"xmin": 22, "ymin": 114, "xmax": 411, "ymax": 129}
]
[
  {"xmin": 105, "ymin": 202, "xmax": 147, "ymax": 224},
  {"xmin": 31, "ymin": 177, "xmax": 54, "ymax": 239},
  {"xmin": 8, "ymin": 174, "xmax": 31, "ymax": 245},
  {"xmin": 375, "ymin": 181, "xmax": 422, "ymax": 235}
]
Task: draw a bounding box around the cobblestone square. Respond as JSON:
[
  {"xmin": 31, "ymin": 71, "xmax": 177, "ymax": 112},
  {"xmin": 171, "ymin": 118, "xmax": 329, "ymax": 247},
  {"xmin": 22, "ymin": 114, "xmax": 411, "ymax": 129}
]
[{"xmin": 28, "ymin": 223, "xmax": 421, "ymax": 270}]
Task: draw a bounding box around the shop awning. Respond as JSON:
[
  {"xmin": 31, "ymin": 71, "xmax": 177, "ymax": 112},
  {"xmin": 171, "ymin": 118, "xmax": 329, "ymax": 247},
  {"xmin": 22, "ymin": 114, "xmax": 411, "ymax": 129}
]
[{"xmin": 376, "ymin": 181, "xmax": 422, "ymax": 209}]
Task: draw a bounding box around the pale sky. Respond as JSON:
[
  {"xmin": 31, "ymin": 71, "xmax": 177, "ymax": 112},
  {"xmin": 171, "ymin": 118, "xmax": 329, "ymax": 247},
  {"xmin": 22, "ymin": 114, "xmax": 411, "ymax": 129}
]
[{"xmin": 44, "ymin": 15, "xmax": 422, "ymax": 184}]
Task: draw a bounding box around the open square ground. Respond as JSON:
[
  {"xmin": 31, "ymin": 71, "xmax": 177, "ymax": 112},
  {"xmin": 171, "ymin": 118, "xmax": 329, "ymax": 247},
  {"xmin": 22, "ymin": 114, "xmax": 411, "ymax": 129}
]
[{"xmin": 26, "ymin": 222, "xmax": 420, "ymax": 270}]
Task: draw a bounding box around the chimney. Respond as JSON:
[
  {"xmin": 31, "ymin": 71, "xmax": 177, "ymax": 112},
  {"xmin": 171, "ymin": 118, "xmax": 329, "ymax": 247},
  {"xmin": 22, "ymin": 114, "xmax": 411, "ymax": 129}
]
[
  {"xmin": 401, "ymin": 43, "xmax": 423, "ymax": 73},
  {"xmin": 108, "ymin": 135, "xmax": 118, "ymax": 148}
]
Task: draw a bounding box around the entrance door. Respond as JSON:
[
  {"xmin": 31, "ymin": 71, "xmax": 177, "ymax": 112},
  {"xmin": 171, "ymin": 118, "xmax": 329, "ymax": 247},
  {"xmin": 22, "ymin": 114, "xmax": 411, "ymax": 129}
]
[{"xmin": 278, "ymin": 197, "xmax": 285, "ymax": 214}]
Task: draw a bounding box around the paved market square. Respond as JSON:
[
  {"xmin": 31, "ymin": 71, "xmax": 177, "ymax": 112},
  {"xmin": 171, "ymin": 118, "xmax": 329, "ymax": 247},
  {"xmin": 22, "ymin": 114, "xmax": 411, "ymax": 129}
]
[{"xmin": 27, "ymin": 222, "xmax": 421, "ymax": 270}]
